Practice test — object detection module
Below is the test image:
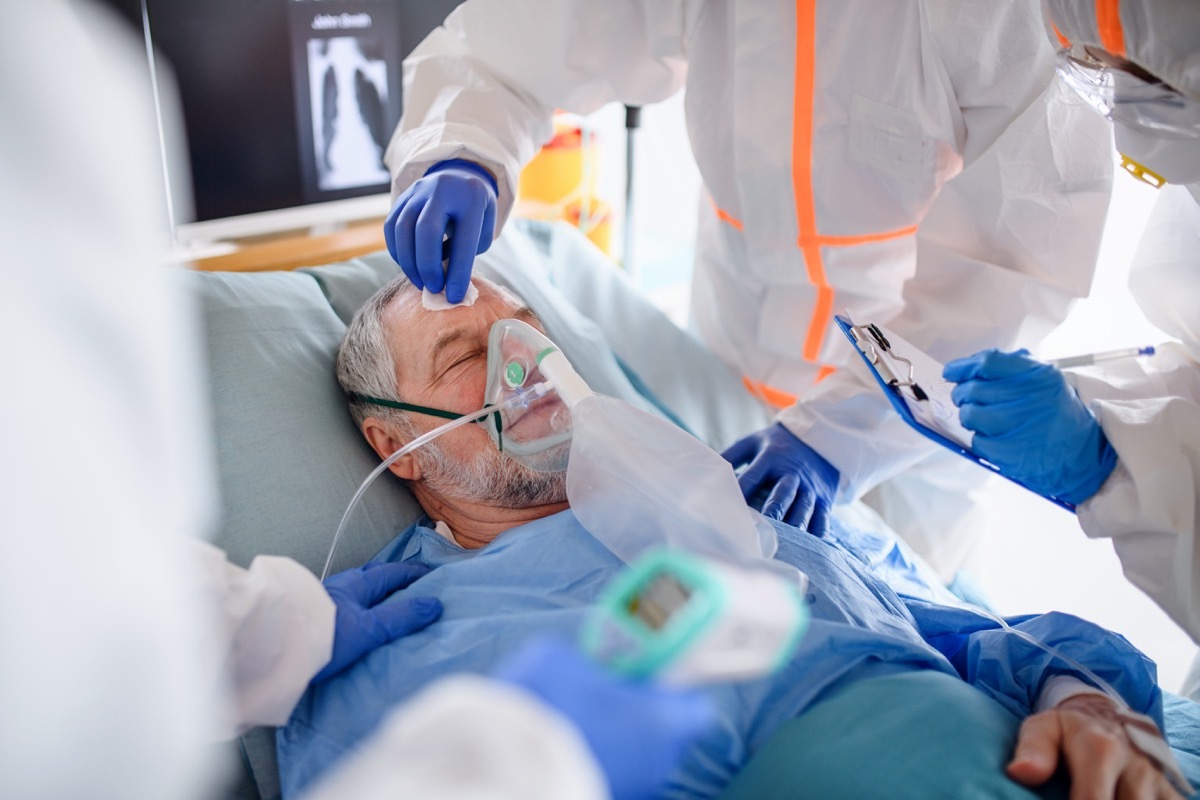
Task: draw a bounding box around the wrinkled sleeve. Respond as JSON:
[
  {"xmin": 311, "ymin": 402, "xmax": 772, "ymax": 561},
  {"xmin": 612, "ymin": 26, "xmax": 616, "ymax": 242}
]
[
  {"xmin": 779, "ymin": 1, "xmax": 1113, "ymax": 500},
  {"xmin": 1068, "ymin": 348, "xmax": 1200, "ymax": 642},
  {"xmin": 190, "ymin": 540, "xmax": 335, "ymax": 735},
  {"xmin": 1068, "ymin": 184, "xmax": 1200, "ymax": 643},
  {"xmin": 905, "ymin": 599, "xmax": 1164, "ymax": 729},
  {"xmin": 385, "ymin": 0, "xmax": 692, "ymax": 230}
]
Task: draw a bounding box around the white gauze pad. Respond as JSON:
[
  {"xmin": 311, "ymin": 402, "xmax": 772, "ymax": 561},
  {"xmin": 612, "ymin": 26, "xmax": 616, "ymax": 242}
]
[{"xmin": 422, "ymin": 283, "xmax": 479, "ymax": 311}]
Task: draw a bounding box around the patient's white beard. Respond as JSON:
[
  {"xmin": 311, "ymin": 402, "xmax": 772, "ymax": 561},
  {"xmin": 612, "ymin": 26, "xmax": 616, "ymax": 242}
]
[{"xmin": 416, "ymin": 439, "xmax": 568, "ymax": 508}]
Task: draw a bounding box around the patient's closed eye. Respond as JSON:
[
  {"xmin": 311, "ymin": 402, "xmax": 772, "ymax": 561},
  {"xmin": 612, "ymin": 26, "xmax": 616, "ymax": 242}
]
[
  {"xmin": 440, "ymin": 349, "xmax": 485, "ymax": 380},
  {"xmin": 454, "ymin": 350, "xmax": 485, "ymax": 368}
]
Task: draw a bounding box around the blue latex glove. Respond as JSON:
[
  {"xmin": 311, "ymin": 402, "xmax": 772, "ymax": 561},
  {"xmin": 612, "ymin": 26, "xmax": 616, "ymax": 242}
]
[
  {"xmin": 721, "ymin": 423, "xmax": 840, "ymax": 536},
  {"xmin": 493, "ymin": 638, "xmax": 716, "ymax": 800},
  {"xmin": 383, "ymin": 158, "xmax": 498, "ymax": 303},
  {"xmin": 943, "ymin": 349, "xmax": 1118, "ymax": 505},
  {"xmin": 313, "ymin": 562, "xmax": 443, "ymax": 683}
]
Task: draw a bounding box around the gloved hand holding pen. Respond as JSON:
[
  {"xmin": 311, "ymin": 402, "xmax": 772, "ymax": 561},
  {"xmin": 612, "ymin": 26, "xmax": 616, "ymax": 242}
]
[
  {"xmin": 384, "ymin": 159, "xmax": 498, "ymax": 304},
  {"xmin": 943, "ymin": 349, "xmax": 1118, "ymax": 506}
]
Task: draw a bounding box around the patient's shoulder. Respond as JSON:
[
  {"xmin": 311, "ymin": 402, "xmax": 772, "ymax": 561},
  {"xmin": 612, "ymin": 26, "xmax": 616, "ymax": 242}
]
[{"xmin": 369, "ymin": 517, "xmax": 438, "ymax": 565}]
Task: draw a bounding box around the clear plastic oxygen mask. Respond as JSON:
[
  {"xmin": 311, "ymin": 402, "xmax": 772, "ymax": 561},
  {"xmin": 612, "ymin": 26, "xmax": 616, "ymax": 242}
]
[
  {"xmin": 321, "ymin": 318, "xmax": 579, "ymax": 580},
  {"xmin": 482, "ymin": 318, "xmax": 577, "ymax": 473}
]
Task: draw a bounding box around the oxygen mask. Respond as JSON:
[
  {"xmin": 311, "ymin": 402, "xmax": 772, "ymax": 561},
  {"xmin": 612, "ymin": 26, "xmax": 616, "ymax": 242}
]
[{"xmin": 482, "ymin": 318, "xmax": 575, "ymax": 473}]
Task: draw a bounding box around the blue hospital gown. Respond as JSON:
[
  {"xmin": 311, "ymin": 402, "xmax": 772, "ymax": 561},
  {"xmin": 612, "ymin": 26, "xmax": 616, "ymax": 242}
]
[{"xmin": 277, "ymin": 512, "xmax": 1162, "ymax": 798}]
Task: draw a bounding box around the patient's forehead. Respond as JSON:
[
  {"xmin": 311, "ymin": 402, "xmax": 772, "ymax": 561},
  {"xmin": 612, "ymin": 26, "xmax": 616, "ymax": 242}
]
[
  {"xmin": 382, "ymin": 277, "xmax": 528, "ymax": 356},
  {"xmin": 387, "ymin": 276, "xmax": 523, "ymax": 321}
]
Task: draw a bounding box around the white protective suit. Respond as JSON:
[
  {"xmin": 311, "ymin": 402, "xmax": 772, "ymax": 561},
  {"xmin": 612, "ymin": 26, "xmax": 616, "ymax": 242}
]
[
  {"xmin": 0, "ymin": 4, "xmax": 606, "ymax": 799},
  {"xmin": 1043, "ymin": 0, "xmax": 1200, "ymax": 642},
  {"xmin": 386, "ymin": 0, "xmax": 1113, "ymax": 570},
  {"xmin": 1072, "ymin": 185, "xmax": 1200, "ymax": 643},
  {"xmin": 3, "ymin": 4, "xmax": 231, "ymax": 797}
]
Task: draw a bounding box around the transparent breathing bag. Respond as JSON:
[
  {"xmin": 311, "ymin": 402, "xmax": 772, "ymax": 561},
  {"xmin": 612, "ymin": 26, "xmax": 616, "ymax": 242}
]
[
  {"xmin": 521, "ymin": 324, "xmax": 786, "ymax": 577},
  {"xmin": 566, "ymin": 393, "xmax": 787, "ymax": 576}
]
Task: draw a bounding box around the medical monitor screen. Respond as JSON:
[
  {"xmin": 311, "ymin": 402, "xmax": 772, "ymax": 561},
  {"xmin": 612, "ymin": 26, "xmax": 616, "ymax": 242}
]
[{"xmin": 107, "ymin": 0, "xmax": 461, "ymax": 227}]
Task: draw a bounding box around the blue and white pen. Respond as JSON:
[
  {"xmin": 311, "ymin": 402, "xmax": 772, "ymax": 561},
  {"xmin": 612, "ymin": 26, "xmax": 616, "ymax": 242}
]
[{"xmin": 1048, "ymin": 345, "xmax": 1156, "ymax": 369}]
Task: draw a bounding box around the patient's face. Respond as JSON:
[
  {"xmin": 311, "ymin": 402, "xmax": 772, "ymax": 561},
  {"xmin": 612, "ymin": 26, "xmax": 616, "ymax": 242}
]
[{"xmin": 383, "ymin": 278, "xmax": 567, "ymax": 507}]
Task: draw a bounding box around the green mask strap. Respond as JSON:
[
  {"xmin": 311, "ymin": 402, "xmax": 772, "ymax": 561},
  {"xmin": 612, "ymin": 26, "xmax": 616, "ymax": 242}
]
[{"xmin": 348, "ymin": 393, "xmax": 505, "ymax": 451}]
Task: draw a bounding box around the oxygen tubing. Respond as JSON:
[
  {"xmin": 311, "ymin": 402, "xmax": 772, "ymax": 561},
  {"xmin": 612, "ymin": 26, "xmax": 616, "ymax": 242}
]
[{"xmin": 321, "ymin": 383, "xmax": 552, "ymax": 580}]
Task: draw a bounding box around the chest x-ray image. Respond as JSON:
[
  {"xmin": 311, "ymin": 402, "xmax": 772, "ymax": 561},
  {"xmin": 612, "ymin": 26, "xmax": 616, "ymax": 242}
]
[{"xmin": 307, "ymin": 36, "xmax": 390, "ymax": 192}]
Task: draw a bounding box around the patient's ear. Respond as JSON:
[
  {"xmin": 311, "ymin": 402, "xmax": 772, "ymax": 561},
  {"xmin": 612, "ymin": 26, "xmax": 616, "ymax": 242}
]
[{"xmin": 362, "ymin": 417, "xmax": 422, "ymax": 481}]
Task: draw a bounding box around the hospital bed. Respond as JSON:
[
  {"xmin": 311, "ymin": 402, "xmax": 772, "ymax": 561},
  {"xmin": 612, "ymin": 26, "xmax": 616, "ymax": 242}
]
[{"xmin": 189, "ymin": 220, "xmax": 1200, "ymax": 799}]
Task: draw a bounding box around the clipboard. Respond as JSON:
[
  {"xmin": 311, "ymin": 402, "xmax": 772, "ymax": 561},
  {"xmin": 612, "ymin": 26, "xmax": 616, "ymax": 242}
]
[{"xmin": 834, "ymin": 313, "xmax": 1076, "ymax": 513}]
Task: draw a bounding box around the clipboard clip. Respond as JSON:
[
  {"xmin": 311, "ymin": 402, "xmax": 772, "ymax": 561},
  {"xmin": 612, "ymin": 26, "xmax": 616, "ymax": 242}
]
[{"xmin": 848, "ymin": 322, "xmax": 929, "ymax": 402}]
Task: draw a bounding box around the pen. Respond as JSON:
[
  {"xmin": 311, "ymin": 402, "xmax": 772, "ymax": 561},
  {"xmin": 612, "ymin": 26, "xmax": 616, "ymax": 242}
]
[{"xmin": 1048, "ymin": 345, "xmax": 1156, "ymax": 369}]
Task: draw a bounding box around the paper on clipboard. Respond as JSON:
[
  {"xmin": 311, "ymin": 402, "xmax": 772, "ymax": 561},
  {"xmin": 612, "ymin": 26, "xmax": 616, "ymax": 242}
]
[
  {"xmin": 843, "ymin": 314, "xmax": 974, "ymax": 449},
  {"xmin": 836, "ymin": 312, "xmax": 1077, "ymax": 514},
  {"xmin": 882, "ymin": 331, "xmax": 974, "ymax": 449}
]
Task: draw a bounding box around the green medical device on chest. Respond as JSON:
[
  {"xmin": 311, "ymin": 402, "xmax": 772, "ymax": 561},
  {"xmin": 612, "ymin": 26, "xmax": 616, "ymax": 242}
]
[{"xmin": 583, "ymin": 548, "xmax": 809, "ymax": 686}]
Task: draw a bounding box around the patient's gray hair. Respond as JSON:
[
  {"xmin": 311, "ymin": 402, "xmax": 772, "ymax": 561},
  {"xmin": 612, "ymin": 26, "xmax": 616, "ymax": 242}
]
[{"xmin": 336, "ymin": 273, "xmax": 417, "ymax": 431}]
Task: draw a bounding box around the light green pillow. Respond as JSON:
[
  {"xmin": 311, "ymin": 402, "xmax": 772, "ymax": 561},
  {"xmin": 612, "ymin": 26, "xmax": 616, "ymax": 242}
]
[{"xmin": 191, "ymin": 267, "xmax": 422, "ymax": 577}]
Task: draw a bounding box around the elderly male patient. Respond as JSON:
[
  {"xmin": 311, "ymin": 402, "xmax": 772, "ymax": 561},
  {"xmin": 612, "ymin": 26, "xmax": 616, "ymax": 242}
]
[{"xmin": 278, "ymin": 275, "xmax": 1183, "ymax": 799}]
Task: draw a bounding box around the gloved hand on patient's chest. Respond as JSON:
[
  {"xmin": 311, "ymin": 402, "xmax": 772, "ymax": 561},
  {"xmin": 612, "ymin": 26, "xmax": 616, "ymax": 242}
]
[
  {"xmin": 314, "ymin": 562, "xmax": 444, "ymax": 683},
  {"xmin": 721, "ymin": 423, "xmax": 839, "ymax": 537}
]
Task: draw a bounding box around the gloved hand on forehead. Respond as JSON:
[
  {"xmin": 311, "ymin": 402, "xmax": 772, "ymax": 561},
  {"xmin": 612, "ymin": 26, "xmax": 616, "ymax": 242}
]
[
  {"xmin": 493, "ymin": 637, "xmax": 716, "ymax": 800},
  {"xmin": 384, "ymin": 159, "xmax": 498, "ymax": 304},
  {"xmin": 721, "ymin": 423, "xmax": 839, "ymax": 537},
  {"xmin": 314, "ymin": 562, "xmax": 443, "ymax": 683},
  {"xmin": 943, "ymin": 348, "xmax": 1118, "ymax": 506}
]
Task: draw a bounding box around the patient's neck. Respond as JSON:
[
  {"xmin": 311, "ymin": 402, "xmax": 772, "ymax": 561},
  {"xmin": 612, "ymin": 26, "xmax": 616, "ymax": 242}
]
[{"xmin": 411, "ymin": 485, "xmax": 568, "ymax": 549}]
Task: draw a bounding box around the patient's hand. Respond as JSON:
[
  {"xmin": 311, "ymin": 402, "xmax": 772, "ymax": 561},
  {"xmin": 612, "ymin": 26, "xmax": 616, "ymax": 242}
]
[{"xmin": 1006, "ymin": 693, "xmax": 1184, "ymax": 799}]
